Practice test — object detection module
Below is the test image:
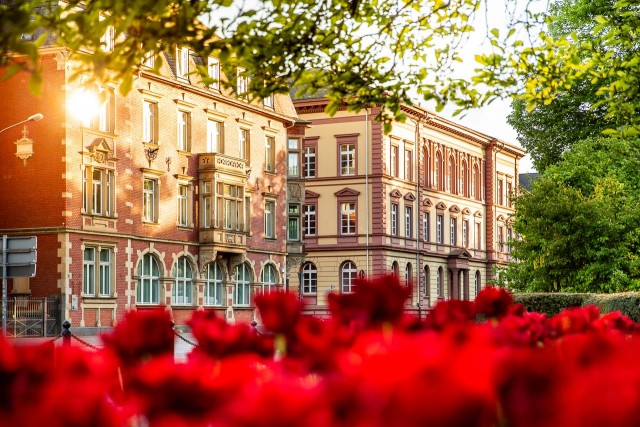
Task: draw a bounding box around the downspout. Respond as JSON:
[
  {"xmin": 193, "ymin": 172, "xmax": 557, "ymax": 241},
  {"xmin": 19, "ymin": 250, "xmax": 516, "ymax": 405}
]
[{"xmin": 365, "ymin": 108, "xmax": 370, "ymax": 276}]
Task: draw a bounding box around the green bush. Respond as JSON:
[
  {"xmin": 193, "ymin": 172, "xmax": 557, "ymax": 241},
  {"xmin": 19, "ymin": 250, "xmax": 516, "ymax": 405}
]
[
  {"xmin": 512, "ymin": 293, "xmax": 590, "ymax": 316},
  {"xmin": 583, "ymin": 293, "xmax": 640, "ymax": 323}
]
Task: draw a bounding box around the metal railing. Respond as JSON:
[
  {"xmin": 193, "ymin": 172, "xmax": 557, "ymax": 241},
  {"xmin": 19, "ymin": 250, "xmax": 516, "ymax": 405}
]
[{"xmin": 5, "ymin": 296, "xmax": 60, "ymax": 337}]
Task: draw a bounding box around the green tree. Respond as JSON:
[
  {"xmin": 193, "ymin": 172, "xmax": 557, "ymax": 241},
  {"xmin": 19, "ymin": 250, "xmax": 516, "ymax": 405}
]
[{"xmin": 506, "ymin": 137, "xmax": 640, "ymax": 293}]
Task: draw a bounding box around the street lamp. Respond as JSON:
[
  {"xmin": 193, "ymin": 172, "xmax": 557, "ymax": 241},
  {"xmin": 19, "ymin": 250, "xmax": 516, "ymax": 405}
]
[{"xmin": 0, "ymin": 113, "xmax": 43, "ymax": 166}]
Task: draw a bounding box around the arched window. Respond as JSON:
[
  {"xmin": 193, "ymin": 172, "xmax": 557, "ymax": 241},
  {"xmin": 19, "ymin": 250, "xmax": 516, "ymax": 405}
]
[
  {"xmin": 461, "ymin": 160, "xmax": 469, "ymax": 197},
  {"xmin": 473, "ymin": 165, "xmax": 481, "ymax": 200},
  {"xmin": 405, "ymin": 262, "xmax": 412, "ymax": 286},
  {"xmin": 423, "ymin": 266, "xmax": 430, "ymax": 303},
  {"xmin": 234, "ymin": 263, "xmax": 251, "ymax": 306},
  {"xmin": 137, "ymin": 253, "xmax": 160, "ymax": 305},
  {"xmin": 261, "ymin": 264, "xmax": 278, "ymax": 293},
  {"xmin": 436, "ymin": 267, "xmax": 444, "ymax": 298},
  {"xmin": 424, "ymin": 146, "xmax": 431, "ymax": 187},
  {"xmin": 475, "ymin": 270, "xmax": 481, "ymax": 296},
  {"xmin": 435, "ymin": 152, "xmax": 444, "ymax": 191},
  {"xmin": 172, "ymin": 256, "xmax": 193, "ymax": 305},
  {"xmin": 448, "ymin": 155, "xmax": 456, "ymax": 193},
  {"xmin": 341, "ymin": 261, "xmax": 357, "ymax": 293},
  {"xmin": 391, "ymin": 261, "xmax": 399, "ymax": 278},
  {"xmin": 205, "ymin": 262, "xmax": 223, "ymax": 306},
  {"xmin": 301, "ymin": 262, "xmax": 317, "ymax": 295}
]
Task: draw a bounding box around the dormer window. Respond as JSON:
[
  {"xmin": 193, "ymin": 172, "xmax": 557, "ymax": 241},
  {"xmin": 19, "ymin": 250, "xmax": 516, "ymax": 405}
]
[
  {"xmin": 101, "ymin": 26, "xmax": 115, "ymax": 52},
  {"xmin": 176, "ymin": 47, "xmax": 189, "ymax": 79},
  {"xmin": 237, "ymin": 68, "xmax": 249, "ymax": 96},
  {"xmin": 207, "ymin": 57, "xmax": 220, "ymax": 90}
]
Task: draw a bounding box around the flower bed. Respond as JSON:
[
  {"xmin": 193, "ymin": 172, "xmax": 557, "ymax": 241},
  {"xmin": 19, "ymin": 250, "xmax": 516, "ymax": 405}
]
[{"xmin": 2, "ymin": 276, "xmax": 639, "ymax": 427}]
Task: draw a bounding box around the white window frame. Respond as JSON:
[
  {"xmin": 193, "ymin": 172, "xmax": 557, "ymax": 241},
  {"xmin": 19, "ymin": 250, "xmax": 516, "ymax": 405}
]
[
  {"xmin": 142, "ymin": 101, "xmax": 158, "ymax": 144},
  {"xmin": 204, "ymin": 262, "xmax": 223, "ymax": 306},
  {"xmin": 137, "ymin": 253, "xmax": 160, "ymax": 305},
  {"xmin": 391, "ymin": 203, "xmax": 398, "ymax": 236},
  {"xmin": 436, "ymin": 214, "xmax": 443, "ymax": 244},
  {"xmin": 341, "ymin": 261, "xmax": 357, "ymax": 293},
  {"xmin": 207, "ymin": 57, "xmax": 220, "ymax": 90},
  {"xmin": 423, "ymin": 212, "xmax": 430, "ymax": 242},
  {"xmin": 234, "ymin": 264, "xmax": 251, "ymax": 306},
  {"xmin": 172, "ymin": 256, "xmax": 193, "ymax": 306},
  {"xmin": 304, "ymin": 204, "xmax": 316, "ymax": 236},
  {"xmin": 340, "ymin": 202, "xmax": 356, "ymax": 235},
  {"xmin": 304, "ymin": 146, "xmax": 316, "ymax": 178},
  {"xmin": 265, "ymin": 136, "xmax": 276, "ymax": 173},
  {"xmin": 176, "ymin": 47, "xmax": 189, "ymax": 79},
  {"xmin": 264, "ymin": 200, "xmax": 275, "ymax": 238},
  {"xmin": 450, "ymin": 217, "xmax": 457, "ymax": 246},
  {"xmin": 302, "ymin": 262, "xmax": 317, "ymax": 295},
  {"xmin": 207, "ymin": 119, "xmax": 223, "ymax": 153},
  {"xmin": 143, "ymin": 177, "xmax": 158, "ymax": 223},
  {"xmin": 405, "ymin": 205, "xmax": 413, "ymax": 238},
  {"xmin": 340, "ymin": 144, "xmax": 356, "ymax": 176},
  {"xmin": 261, "ymin": 264, "xmax": 278, "ymax": 293}
]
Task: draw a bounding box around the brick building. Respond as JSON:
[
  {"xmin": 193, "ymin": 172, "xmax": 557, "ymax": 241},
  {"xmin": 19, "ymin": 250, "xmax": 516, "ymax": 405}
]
[
  {"xmin": 293, "ymin": 98, "xmax": 525, "ymax": 315},
  {"xmin": 0, "ymin": 45, "xmax": 304, "ymax": 331}
]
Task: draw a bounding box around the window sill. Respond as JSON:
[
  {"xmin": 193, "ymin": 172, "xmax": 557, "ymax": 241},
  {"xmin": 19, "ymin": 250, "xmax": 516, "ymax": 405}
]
[
  {"xmin": 264, "ymin": 237, "xmax": 278, "ymax": 241},
  {"xmin": 177, "ymin": 225, "xmax": 194, "ymax": 231},
  {"xmin": 82, "ymin": 296, "xmax": 117, "ymax": 303},
  {"xmin": 233, "ymin": 305, "xmax": 254, "ymax": 309},
  {"xmin": 142, "ymin": 221, "xmax": 160, "ymax": 227},
  {"xmin": 172, "ymin": 304, "xmax": 196, "ymax": 308},
  {"xmin": 82, "ymin": 212, "xmax": 118, "ymax": 220},
  {"xmin": 177, "ymin": 149, "xmax": 193, "ymax": 157}
]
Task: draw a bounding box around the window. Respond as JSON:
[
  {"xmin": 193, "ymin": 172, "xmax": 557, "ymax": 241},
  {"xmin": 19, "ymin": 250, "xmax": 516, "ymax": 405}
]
[
  {"xmin": 176, "ymin": 47, "xmax": 189, "ymax": 79},
  {"xmin": 462, "ymin": 219, "xmax": 469, "ymax": 247},
  {"xmin": 143, "ymin": 51, "xmax": 155, "ymax": 68},
  {"xmin": 177, "ymin": 111, "xmax": 191, "ymax": 151},
  {"xmin": 391, "ymin": 203, "xmax": 398, "ymax": 236},
  {"xmin": 507, "ymin": 228, "xmax": 513, "ymax": 253},
  {"xmin": 84, "ymin": 247, "xmax": 111, "ymax": 296},
  {"xmin": 424, "ymin": 147, "xmax": 432, "ymax": 187},
  {"xmin": 173, "ymin": 257, "xmax": 193, "ymax": 305},
  {"xmin": 507, "ymin": 182, "xmax": 513, "ymax": 207},
  {"xmin": 288, "ymin": 138, "xmax": 300, "ymax": 177},
  {"xmin": 304, "ymin": 204, "xmax": 316, "ymax": 236},
  {"xmin": 461, "ymin": 161, "xmax": 469, "ymax": 197},
  {"xmin": 450, "ymin": 217, "xmax": 457, "ymax": 246},
  {"xmin": 340, "ymin": 202, "xmax": 356, "ymax": 235},
  {"xmin": 217, "ymin": 183, "xmax": 244, "ymax": 231},
  {"xmin": 83, "ymin": 167, "xmax": 116, "ymax": 217},
  {"xmin": 264, "ymin": 200, "xmax": 275, "ymax": 238},
  {"xmin": 423, "ymin": 212, "xmax": 430, "ymax": 242},
  {"xmin": 436, "ymin": 267, "xmax": 443, "ymax": 298},
  {"xmin": 435, "ymin": 152, "xmax": 444, "ymax": 190},
  {"xmin": 236, "ymin": 68, "xmax": 249, "ymax": 96},
  {"xmin": 263, "ymin": 94, "xmax": 274, "ymax": 108},
  {"xmin": 207, "ymin": 120, "xmax": 223, "ymax": 153},
  {"xmin": 143, "ymin": 101, "xmax": 158, "ymax": 144},
  {"xmin": 405, "ymin": 149, "xmax": 412, "ymax": 181},
  {"xmin": 405, "ymin": 206, "xmax": 413, "ymax": 238},
  {"xmin": 390, "ymin": 144, "xmax": 398, "ymax": 177},
  {"xmin": 448, "ymin": 156, "xmax": 455, "ymax": 193},
  {"xmin": 101, "ymin": 26, "xmax": 115, "ymax": 52},
  {"xmin": 202, "ymin": 181, "xmax": 212, "ymax": 228},
  {"xmin": 497, "ymin": 178, "xmax": 504, "ymax": 205},
  {"xmin": 341, "ymin": 261, "xmax": 357, "ymax": 293},
  {"xmin": 475, "ymin": 271, "xmax": 481, "ymax": 295},
  {"xmin": 340, "ymin": 144, "xmax": 355, "ymax": 176},
  {"xmin": 265, "ymin": 136, "xmax": 275, "ymax": 173},
  {"xmin": 207, "ymin": 57, "xmax": 220, "ymax": 90},
  {"xmin": 304, "ymin": 146, "xmax": 316, "ymax": 178},
  {"xmin": 302, "ymin": 262, "xmax": 317, "ymax": 295},
  {"xmin": 392, "ymin": 261, "xmax": 399, "ymax": 278},
  {"xmin": 234, "ymin": 263, "xmax": 251, "ymax": 306},
  {"xmin": 83, "ymin": 249, "xmax": 95, "ymax": 295},
  {"xmin": 177, "ymin": 184, "xmax": 191, "ymax": 227},
  {"xmin": 498, "ymin": 225, "xmax": 504, "ymax": 251},
  {"xmin": 423, "ymin": 266, "xmax": 430, "ymax": 301},
  {"xmin": 96, "ymin": 88, "xmax": 115, "ymax": 133},
  {"xmin": 261, "ymin": 264, "xmax": 277, "ymax": 293},
  {"xmin": 204, "ymin": 262, "xmax": 223, "ymax": 306},
  {"xmin": 405, "ymin": 263, "xmax": 412, "ymax": 286},
  {"xmin": 436, "ymin": 214, "xmax": 443, "ymax": 244},
  {"xmin": 476, "ymin": 222, "xmax": 482, "ymax": 249},
  {"xmin": 239, "ymin": 128, "xmax": 250, "ymax": 162},
  {"xmin": 288, "ymin": 204, "xmax": 300, "ymax": 241},
  {"xmin": 473, "ymin": 165, "xmax": 481, "ymax": 200},
  {"xmin": 137, "ymin": 254, "xmax": 160, "ymax": 305},
  {"xmin": 143, "ymin": 178, "xmax": 158, "ymax": 223}
]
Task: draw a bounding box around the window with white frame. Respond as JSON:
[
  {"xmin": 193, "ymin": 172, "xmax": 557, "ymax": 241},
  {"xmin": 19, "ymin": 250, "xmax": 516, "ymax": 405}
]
[
  {"xmin": 304, "ymin": 204, "xmax": 316, "ymax": 236},
  {"xmin": 436, "ymin": 267, "xmax": 443, "ymax": 298},
  {"xmin": 143, "ymin": 50, "xmax": 155, "ymax": 68},
  {"xmin": 462, "ymin": 219, "xmax": 469, "ymax": 247},
  {"xmin": 405, "ymin": 149, "xmax": 412, "ymax": 181},
  {"xmin": 405, "ymin": 263, "xmax": 412, "ymax": 286},
  {"xmin": 83, "ymin": 166, "xmax": 116, "ymax": 217},
  {"xmin": 142, "ymin": 101, "xmax": 158, "ymax": 144},
  {"xmin": 288, "ymin": 204, "xmax": 300, "ymax": 241},
  {"xmin": 475, "ymin": 270, "xmax": 481, "ymax": 295},
  {"xmin": 288, "ymin": 138, "xmax": 300, "ymax": 177},
  {"xmin": 261, "ymin": 264, "xmax": 277, "ymax": 293},
  {"xmin": 137, "ymin": 254, "xmax": 160, "ymax": 305},
  {"xmin": 177, "ymin": 111, "xmax": 191, "ymax": 151},
  {"xmin": 172, "ymin": 256, "xmax": 193, "ymax": 305},
  {"xmin": 304, "ymin": 146, "xmax": 316, "ymax": 178},
  {"xmin": 101, "ymin": 26, "xmax": 115, "ymax": 52},
  {"xmin": 423, "ymin": 266, "xmax": 430, "ymax": 301},
  {"xmin": 476, "ymin": 222, "xmax": 482, "ymax": 249},
  {"xmin": 436, "ymin": 214, "xmax": 443, "ymax": 244},
  {"xmin": 341, "ymin": 261, "xmax": 357, "ymax": 293},
  {"xmin": 234, "ymin": 263, "xmax": 251, "ymax": 306},
  {"xmin": 176, "ymin": 47, "xmax": 189, "ymax": 79},
  {"xmin": 207, "ymin": 57, "xmax": 220, "ymax": 90},
  {"xmin": 264, "ymin": 200, "xmax": 275, "ymax": 238},
  {"xmin": 263, "ymin": 94, "xmax": 274, "ymax": 108},
  {"xmin": 202, "ymin": 181, "xmax": 212, "ymax": 228},
  {"xmin": 239, "ymin": 128, "xmax": 250, "ymax": 162},
  {"xmin": 340, "ymin": 144, "xmax": 355, "ymax": 176},
  {"xmin": 390, "ymin": 144, "xmax": 398, "ymax": 177},
  {"xmin": 302, "ymin": 262, "xmax": 317, "ymax": 295},
  {"xmin": 236, "ymin": 68, "xmax": 248, "ymax": 96},
  {"xmin": 83, "ymin": 247, "xmax": 113, "ymax": 296},
  {"xmin": 497, "ymin": 178, "xmax": 504, "ymax": 205},
  {"xmin": 498, "ymin": 225, "xmax": 504, "ymax": 251},
  {"xmin": 507, "ymin": 181, "xmax": 513, "ymax": 207},
  {"xmin": 507, "ymin": 228, "xmax": 513, "ymax": 253},
  {"xmin": 95, "ymin": 87, "xmax": 115, "ymax": 133},
  {"xmin": 217, "ymin": 182, "xmax": 244, "ymax": 231},
  {"xmin": 205, "ymin": 262, "xmax": 223, "ymax": 306},
  {"xmin": 340, "ymin": 202, "xmax": 356, "ymax": 235},
  {"xmin": 448, "ymin": 156, "xmax": 455, "ymax": 192},
  {"xmin": 391, "ymin": 203, "xmax": 399, "ymax": 236},
  {"xmin": 450, "ymin": 217, "xmax": 457, "ymax": 246},
  {"xmin": 405, "ymin": 205, "xmax": 413, "ymax": 238},
  {"xmin": 143, "ymin": 178, "xmax": 158, "ymax": 223},
  {"xmin": 423, "ymin": 212, "xmax": 430, "ymax": 242},
  {"xmin": 177, "ymin": 184, "xmax": 191, "ymax": 227},
  {"xmin": 207, "ymin": 119, "xmax": 223, "ymax": 153},
  {"xmin": 265, "ymin": 136, "xmax": 275, "ymax": 172}
]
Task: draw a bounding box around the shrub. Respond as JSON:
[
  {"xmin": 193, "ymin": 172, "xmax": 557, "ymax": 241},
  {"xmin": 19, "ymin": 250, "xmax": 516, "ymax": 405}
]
[
  {"xmin": 512, "ymin": 293, "xmax": 589, "ymax": 316},
  {"xmin": 583, "ymin": 292, "xmax": 640, "ymax": 323}
]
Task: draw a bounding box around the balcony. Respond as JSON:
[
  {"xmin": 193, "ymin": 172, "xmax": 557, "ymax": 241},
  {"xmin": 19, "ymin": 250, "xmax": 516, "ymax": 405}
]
[
  {"xmin": 200, "ymin": 228, "xmax": 247, "ymax": 254},
  {"xmin": 198, "ymin": 153, "xmax": 248, "ymax": 177}
]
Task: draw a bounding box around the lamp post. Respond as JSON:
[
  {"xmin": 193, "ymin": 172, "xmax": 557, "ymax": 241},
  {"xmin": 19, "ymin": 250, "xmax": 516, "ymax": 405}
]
[
  {"xmin": 0, "ymin": 113, "xmax": 44, "ymax": 135},
  {"xmin": 0, "ymin": 114, "xmax": 44, "ymax": 166}
]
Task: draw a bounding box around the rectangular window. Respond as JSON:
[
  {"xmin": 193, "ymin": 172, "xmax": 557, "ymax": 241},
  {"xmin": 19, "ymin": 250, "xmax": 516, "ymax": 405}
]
[
  {"xmin": 391, "ymin": 203, "xmax": 398, "ymax": 236},
  {"xmin": 99, "ymin": 248, "xmax": 111, "ymax": 296},
  {"xmin": 405, "ymin": 149, "xmax": 412, "ymax": 181},
  {"xmin": 450, "ymin": 217, "xmax": 457, "ymax": 246},
  {"xmin": 239, "ymin": 128, "xmax": 250, "ymax": 162},
  {"xmin": 84, "ymin": 247, "xmax": 112, "ymax": 296},
  {"xmin": 207, "ymin": 120, "xmax": 223, "ymax": 153},
  {"xmin": 264, "ymin": 200, "xmax": 275, "ymax": 238},
  {"xmin": 92, "ymin": 169, "xmax": 103, "ymax": 215},
  {"xmin": 101, "ymin": 26, "xmax": 115, "ymax": 52},
  {"xmin": 143, "ymin": 178, "xmax": 158, "ymax": 223},
  {"xmin": 263, "ymin": 94, "xmax": 274, "ymax": 108},
  {"xmin": 143, "ymin": 50, "xmax": 155, "ymax": 68},
  {"xmin": 405, "ymin": 206, "xmax": 413, "ymax": 238},
  {"xmin": 423, "ymin": 212, "xmax": 430, "ymax": 242},
  {"xmin": 288, "ymin": 138, "xmax": 299, "ymax": 177},
  {"xmin": 237, "ymin": 67, "xmax": 248, "ymax": 95},
  {"xmin": 463, "ymin": 219, "xmax": 469, "ymax": 247},
  {"xmin": 177, "ymin": 111, "xmax": 191, "ymax": 151},
  {"xmin": 143, "ymin": 101, "xmax": 158, "ymax": 144},
  {"xmin": 341, "ymin": 202, "xmax": 356, "ymax": 235},
  {"xmin": 177, "ymin": 47, "xmax": 189, "ymax": 79},
  {"xmin": 202, "ymin": 182, "xmax": 211, "ymax": 228},
  {"xmin": 97, "ymin": 88, "xmax": 115, "ymax": 133},
  {"xmin": 177, "ymin": 184, "xmax": 190, "ymax": 227},
  {"xmin": 507, "ymin": 182, "xmax": 513, "ymax": 207},
  {"xmin": 304, "ymin": 204, "xmax": 316, "ymax": 236},
  {"xmin": 265, "ymin": 136, "xmax": 275, "ymax": 172},
  {"xmin": 498, "ymin": 225, "xmax": 504, "ymax": 251},
  {"xmin": 507, "ymin": 228, "xmax": 513, "ymax": 253},
  {"xmin": 288, "ymin": 204, "xmax": 300, "ymax": 241},
  {"xmin": 217, "ymin": 183, "xmax": 244, "ymax": 231},
  {"xmin": 83, "ymin": 167, "xmax": 116, "ymax": 217},
  {"xmin": 340, "ymin": 144, "xmax": 355, "ymax": 176},
  {"xmin": 207, "ymin": 57, "xmax": 220, "ymax": 90},
  {"xmin": 437, "ymin": 214, "xmax": 443, "ymax": 244},
  {"xmin": 83, "ymin": 248, "xmax": 95, "ymax": 295},
  {"xmin": 497, "ymin": 178, "xmax": 504, "ymax": 205},
  {"xmin": 305, "ymin": 146, "xmax": 316, "ymax": 178},
  {"xmin": 390, "ymin": 145, "xmax": 398, "ymax": 177},
  {"xmin": 476, "ymin": 222, "xmax": 482, "ymax": 249}
]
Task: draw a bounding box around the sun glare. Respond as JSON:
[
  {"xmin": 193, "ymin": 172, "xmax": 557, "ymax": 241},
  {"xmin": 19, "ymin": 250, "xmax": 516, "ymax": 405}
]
[{"xmin": 68, "ymin": 89, "xmax": 101, "ymax": 124}]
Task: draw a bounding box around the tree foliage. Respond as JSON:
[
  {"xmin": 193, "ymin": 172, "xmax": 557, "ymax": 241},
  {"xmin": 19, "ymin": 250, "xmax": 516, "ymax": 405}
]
[{"xmin": 506, "ymin": 137, "xmax": 640, "ymax": 293}]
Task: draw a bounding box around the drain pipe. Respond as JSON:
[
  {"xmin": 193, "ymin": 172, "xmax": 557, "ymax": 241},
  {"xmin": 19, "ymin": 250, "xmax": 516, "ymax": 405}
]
[{"xmin": 365, "ymin": 107, "xmax": 370, "ymax": 276}]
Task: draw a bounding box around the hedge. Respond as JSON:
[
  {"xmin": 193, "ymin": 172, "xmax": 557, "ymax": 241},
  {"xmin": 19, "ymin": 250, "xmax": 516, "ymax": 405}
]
[{"xmin": 513, "ymin": 292, "xmax": 640, "ymax": 321}]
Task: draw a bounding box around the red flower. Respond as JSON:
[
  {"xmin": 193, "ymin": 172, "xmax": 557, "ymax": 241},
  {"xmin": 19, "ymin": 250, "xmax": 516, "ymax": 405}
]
[
  {"xmin": 255, "ymin": 291, "xmax": 302, "ymax": 335},
  {"xmin": 424, "ymin": 299, "xmax": 476, "ymax": 331},
  {"xmin": 475, "ymin": 286, "xmax": 513, "ymax": 319}
]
